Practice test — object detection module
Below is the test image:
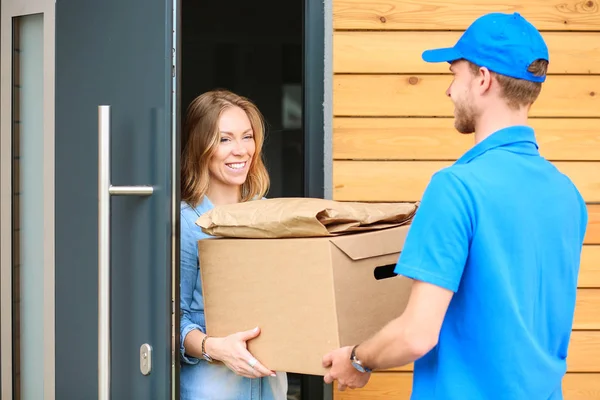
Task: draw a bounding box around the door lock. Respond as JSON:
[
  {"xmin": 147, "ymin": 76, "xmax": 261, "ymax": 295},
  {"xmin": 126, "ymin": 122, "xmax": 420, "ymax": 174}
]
[{"xmin": 140, "ymin": 343, "xmax": 152, "ymax": 376}]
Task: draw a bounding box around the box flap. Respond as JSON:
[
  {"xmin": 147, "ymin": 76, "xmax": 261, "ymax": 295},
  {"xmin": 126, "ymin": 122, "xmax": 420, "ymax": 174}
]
[{"xmin": 330, "ymin": 225, "xmax": 409, "ymax": 261}]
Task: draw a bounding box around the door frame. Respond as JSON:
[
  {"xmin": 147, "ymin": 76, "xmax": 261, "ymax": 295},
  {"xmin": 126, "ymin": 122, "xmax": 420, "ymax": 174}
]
[
  {"xmin": 0, "ymin": 0, "xmax": 56, "ymax": 398},
  {"xmin": 172, "ymin": 0, "xmax": 182, "ymax": 398},
  {"xmin": 302, "ymin": 0, "xmax": 329, "ymax": 398},
  {"xmin": 303, "ymin": 0, "xmax": 325, "ymax": 201}
]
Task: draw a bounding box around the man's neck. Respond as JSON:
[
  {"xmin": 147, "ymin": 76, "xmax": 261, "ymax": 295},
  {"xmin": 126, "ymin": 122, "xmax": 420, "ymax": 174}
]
[{"xmin": 474, "ymin": 105, "xmax": 530, "ymax": 144}]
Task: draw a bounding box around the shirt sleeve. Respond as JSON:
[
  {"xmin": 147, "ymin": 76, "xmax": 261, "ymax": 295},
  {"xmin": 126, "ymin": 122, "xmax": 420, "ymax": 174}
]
[
  {"xmin": 394, "ymin": 169, "xmax": 474, "ymax": 293},
  {"xmin": 179, "ymin": 212, "xmax": 204, "ymax": 365},
  {"xmin": 577, "ymin": 189, "xmax": 588, "ymax": 244}
]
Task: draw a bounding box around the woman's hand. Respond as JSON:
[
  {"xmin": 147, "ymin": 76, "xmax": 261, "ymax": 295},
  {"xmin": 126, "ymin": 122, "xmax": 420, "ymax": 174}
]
[{"xmin": 206, "ymin": 327, "xmax": 276, "ymax": 379}]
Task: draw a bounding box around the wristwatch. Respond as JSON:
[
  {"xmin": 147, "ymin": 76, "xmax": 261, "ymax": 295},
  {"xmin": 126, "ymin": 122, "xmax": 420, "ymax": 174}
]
[
  {"xmin": 350, "ymin": 345, "xmax": 372, "ymax": 373},
  {"xmin": 201, "ymin": 335, "xmax": 213, "ymax": 363}
]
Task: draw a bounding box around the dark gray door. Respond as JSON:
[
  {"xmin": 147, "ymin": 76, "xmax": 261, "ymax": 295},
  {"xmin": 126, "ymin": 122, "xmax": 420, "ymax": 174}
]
[{"xmin": 55, "ymin": 0, "xmax": 175, "ymax": 399}]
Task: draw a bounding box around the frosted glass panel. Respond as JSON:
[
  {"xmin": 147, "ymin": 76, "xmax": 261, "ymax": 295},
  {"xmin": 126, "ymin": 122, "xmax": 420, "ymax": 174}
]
[{"xmin": 12, "ymin": 13, "xmax": 45, "ymax": 400}]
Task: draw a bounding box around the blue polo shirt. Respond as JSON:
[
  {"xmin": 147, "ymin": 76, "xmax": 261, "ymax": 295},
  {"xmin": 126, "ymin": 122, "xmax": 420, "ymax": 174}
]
[{"xmin": 394, "ymin": 126, "xmax": 588, "ymax": 400}]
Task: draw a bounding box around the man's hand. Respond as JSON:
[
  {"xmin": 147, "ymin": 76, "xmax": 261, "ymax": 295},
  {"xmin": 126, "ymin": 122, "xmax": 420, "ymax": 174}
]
[{"xmin": 322, "ymin": 346, "xmax": 371, "ymax": 391}]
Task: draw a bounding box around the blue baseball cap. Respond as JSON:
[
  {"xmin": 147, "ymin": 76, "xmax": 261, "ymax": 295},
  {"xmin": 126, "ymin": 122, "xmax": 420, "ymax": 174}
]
[{"xmin": 422, "ymin": 12, "xmax": 549, "ymax": 83}]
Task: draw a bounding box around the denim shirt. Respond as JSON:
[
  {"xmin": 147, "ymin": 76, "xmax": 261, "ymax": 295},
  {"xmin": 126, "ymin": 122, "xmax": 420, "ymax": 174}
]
[{"xmin": 180, "ymin": 197, "xmax": 288, "ymax": 400}]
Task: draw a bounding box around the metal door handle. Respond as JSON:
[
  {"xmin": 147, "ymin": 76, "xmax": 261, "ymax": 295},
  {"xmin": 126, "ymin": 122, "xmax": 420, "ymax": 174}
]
[{"xmin": 98, "ymin": 105, "xmax": 153, "ymax": 400}]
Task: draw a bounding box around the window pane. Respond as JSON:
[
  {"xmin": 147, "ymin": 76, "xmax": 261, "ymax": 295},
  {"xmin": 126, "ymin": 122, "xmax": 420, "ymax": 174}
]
[{"xmin": 12, "ymin": 13, "xmax": 45, "ymax": 400}]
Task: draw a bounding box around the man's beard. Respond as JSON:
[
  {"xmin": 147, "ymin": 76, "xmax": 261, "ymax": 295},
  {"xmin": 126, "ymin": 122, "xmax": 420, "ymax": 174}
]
[{"xmin": 454, "ymin": 100, "xmax": 477, "ymax": 134}]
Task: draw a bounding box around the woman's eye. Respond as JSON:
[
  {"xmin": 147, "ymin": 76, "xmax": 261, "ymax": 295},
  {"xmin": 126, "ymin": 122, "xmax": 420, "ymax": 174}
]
[
  {"xmin": 244, "ymin": 135, "xmax": 254, "ymax": 140},
  {"xmin": 220, "ymin": 137, "xmax": 230, "ymax": 143}
]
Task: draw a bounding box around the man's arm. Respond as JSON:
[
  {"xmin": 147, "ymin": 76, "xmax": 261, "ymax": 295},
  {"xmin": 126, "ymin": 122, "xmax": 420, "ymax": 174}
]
[
  {"xmin": 354, "ymin": 170, "xmax": 471, "ymax": 370},
  {"xmin": 323, "ymin": 169, "xmax": 472, "ymax": 390},
  {"xmin": 322, "ymin": 280, "xmax": 453, "ymax": 389},
  {"xmin": 356, "ymin": 279, "xmax": 453, "ymax": 370}
]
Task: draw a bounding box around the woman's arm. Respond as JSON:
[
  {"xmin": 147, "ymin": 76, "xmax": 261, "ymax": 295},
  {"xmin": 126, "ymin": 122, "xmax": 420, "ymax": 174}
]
[
  {"xmin": 179, "ymin": 212, "xmax": 274, "ymax": 378},
  {"xmin": 179, "ymin": 214, "xmax": 205, "ymax": 365}
]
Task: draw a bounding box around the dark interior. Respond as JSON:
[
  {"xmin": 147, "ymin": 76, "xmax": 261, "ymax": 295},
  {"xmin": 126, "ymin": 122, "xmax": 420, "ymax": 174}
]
[{"xmin": 181, "ymin": 0, "xmax": 305, "ymax": 199}]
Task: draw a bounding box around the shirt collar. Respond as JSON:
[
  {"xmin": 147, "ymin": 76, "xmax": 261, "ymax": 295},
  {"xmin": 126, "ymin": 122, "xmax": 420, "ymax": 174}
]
[{"xmin": 455, "ymin": 125, "xmax": 539, "ymax": 165}]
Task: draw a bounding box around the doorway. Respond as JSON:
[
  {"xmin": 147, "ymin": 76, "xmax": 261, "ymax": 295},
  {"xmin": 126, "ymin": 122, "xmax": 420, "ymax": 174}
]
[
  {"xmin": 179, "ymin": 0, "xmax": 326, "ymax": 399},
  {"xmin": 181, "ymin": 0, "xmax": 305, "ymax": 198}
]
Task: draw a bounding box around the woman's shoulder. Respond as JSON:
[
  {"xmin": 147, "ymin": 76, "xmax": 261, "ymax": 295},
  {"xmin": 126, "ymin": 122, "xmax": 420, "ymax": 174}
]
[
  {"xmin": 181, "ymin": 197, "xmax": 213, "ymax": 216},
  {"xmin": 180, "ymin": 199, "xmax": 213, "ymax": 240}
]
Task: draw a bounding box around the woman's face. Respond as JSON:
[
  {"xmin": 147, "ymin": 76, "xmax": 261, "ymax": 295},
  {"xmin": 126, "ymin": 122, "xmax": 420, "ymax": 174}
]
[{"xmin": 208, "ymin": 106, "xmax": 256, "ymax": 190}]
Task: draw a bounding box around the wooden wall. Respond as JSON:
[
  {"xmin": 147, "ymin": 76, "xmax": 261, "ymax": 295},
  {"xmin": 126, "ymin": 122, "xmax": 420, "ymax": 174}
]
[{"xmin": 331, "ymin": 1, "xmax": 600, "ymax": 398}]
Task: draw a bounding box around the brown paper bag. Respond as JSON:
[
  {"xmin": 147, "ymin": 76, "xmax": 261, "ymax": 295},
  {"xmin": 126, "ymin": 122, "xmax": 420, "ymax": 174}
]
[{"xmin": 195, "ymin": 197, "xmax": 418, "ymax": 238}]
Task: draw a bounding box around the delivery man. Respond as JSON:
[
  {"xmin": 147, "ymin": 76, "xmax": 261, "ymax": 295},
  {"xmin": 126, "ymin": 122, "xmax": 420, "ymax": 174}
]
[{"xmin": 322, "ymin": 12, "xmax": 588, "ymax": 400}]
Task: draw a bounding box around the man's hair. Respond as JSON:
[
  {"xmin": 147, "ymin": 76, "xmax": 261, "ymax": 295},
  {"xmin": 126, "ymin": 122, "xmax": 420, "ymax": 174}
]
[{"xmin": 468, "ymin": 59, "xmax": 548, "ymax": 109}]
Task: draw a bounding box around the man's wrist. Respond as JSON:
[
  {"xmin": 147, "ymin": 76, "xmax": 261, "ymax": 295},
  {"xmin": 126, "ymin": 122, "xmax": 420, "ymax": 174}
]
[{"xmin": 350, "ymin": 344, "xmax": 372, "ymax": 373}]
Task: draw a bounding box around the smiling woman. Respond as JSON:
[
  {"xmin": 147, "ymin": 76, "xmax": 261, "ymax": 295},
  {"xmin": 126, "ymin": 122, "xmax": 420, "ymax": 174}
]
[
  {"xmin": 181, "ymin": 90, "xmax": 270, "ymax": 207},
  {"xmin": 208, "ymin": 107, "xmax": 258, "ymax": 198},
  {"xmin": 178, "ymin": 90, "xmax": 287, "ymax": 400}
]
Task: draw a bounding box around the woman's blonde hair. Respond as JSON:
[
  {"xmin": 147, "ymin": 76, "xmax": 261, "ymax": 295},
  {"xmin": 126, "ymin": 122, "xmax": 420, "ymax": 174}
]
[{"xmin": 181, "ymin": 89, "xmax": 270, "ymax": 207}]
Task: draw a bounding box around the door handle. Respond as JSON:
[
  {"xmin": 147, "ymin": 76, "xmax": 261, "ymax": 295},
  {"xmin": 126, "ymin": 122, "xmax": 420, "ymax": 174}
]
[{"xmin": 98, "ymin": 105, "xmax": 153, "ymax": 400}]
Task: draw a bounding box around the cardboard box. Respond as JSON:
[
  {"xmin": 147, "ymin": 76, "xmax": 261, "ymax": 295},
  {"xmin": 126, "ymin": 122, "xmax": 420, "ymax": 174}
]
[{"xmin": 198, "ymin": 224, "xmax": 413, "ymax": 376}]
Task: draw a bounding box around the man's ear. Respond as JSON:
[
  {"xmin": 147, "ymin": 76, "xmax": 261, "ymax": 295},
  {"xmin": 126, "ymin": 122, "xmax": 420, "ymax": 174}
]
[{"xmin": 476, "ymin": 66, "xmax": 493, "ymax": 94}]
